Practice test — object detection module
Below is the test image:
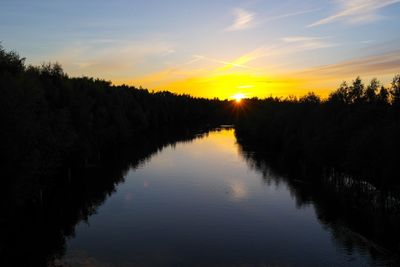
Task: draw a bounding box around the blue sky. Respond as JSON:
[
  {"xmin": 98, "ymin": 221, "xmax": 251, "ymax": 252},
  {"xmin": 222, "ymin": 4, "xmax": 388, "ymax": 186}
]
[{"xmin": 1, "ymin": 0, "xmax": 400, "ymax": 98}]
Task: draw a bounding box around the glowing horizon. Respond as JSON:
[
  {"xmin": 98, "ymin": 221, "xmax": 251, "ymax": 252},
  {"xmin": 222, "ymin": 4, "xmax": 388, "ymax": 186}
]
[{"xmin": 1, "ymin": 0, "xmax": 399, "ymax": 99}]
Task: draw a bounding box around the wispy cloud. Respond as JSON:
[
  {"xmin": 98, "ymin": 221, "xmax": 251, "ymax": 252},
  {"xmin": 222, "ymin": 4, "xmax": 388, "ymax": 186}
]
[
  {"xmin": 260, "ymin": 8, "xmax": 321, "ymax": 24},
  {"xmin": 193, "ymin": 55, "xmax": 258, "ymax": 70},
  {"xmin": 295, "ymin": 49, "xmax": 400, "ymax": 78},
  {"xmin": 281, "ymin": 36, "xmax": 337, "ymax": 50},
  {"xmin": 226, "ymin": 7, "xmax": 319, "ymax": 32},
  {"xmin": 50, "ymin": 40, "xmax": 175, "ymax": 78},
  {"xmin": 226, "ymin": 8, "xmax": 255, "ymax": 31},
  {"xmin": 309, "ymin": 0, "xmax": 400, "ymax": 27}
]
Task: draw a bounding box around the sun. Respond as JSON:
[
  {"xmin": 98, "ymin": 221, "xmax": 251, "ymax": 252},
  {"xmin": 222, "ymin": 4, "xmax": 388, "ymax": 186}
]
[{"xmin": 232, "ymin": 93, "xmax": 245, "ymax": 103}]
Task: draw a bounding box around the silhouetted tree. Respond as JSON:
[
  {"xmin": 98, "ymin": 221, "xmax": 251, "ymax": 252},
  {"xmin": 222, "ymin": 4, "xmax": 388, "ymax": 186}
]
[
  {"xmin": 349, "ymin": 76, "xmax": 364, "ymax": 103},
  {"xmin": 377, "ymin": 86, "xmax": 390, "ymax": 104},
  {"xmin": 391, "ymin": 74, "xmax": 400, "ymax": 105},
  {"xmin": 299, "ymin": 92, "xmax": 321, "ymax": 104},
  {"xmin": 0, "ymin": 45, "xmax": 25, "ymax": 73},
  {"xmin": 328, "ymin": 81, "xmax": 351, "ymax": 104},
  {"xmin": 365, "ymin": 78, "xmax": 379, "ymax": 103}
]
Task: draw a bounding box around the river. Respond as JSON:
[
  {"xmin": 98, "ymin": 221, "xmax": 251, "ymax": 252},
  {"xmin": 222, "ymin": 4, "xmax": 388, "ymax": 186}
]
[{"xmin": 54, "ymin": 128, "xmax": 393, "ymax": 267}]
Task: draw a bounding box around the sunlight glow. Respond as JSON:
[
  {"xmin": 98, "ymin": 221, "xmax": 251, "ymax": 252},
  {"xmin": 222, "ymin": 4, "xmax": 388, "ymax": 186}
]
[
  {"xmin": 118, "ymin": 72, "xmax": 320, "ymax": 99},
  {"xmin": 232, "ymin": 93, "xmax": 245, "ymax": 103}
]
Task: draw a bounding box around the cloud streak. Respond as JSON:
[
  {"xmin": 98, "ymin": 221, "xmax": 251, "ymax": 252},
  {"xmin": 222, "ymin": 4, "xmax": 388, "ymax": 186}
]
[
  {"xmin": 49, "ymin": 39, "xmax": 176, "ymax": 80},
  {"xmin": 260, "ymin": 8, "xmax": 321, "ymax": 24},
  {"xmin": 281, "ymin": 36, "xmax": 337, "ymax": 50},
  {"xmin": 309, "ymin": 0, "xmax": 400, "ymax": 27},
  {"xmin": 226, "ymin": 8, "xmax": 255, "ymax": 31},
  {"xmin": 296, "ymin": 49, "xmax": 400, "ymax": 78},
  {"xmin": 226, "ymin": 7, "xmax": 319, "ymax": 32},
  {"xmin": 193, "ymin": 55, "xmax": 258, "ymax": 70}
]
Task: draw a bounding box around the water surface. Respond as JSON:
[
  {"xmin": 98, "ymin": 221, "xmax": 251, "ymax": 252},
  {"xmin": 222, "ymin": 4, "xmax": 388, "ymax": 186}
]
[{"xmin": 61, "ymin": 128, "xmax": 386, "ymax": 266}]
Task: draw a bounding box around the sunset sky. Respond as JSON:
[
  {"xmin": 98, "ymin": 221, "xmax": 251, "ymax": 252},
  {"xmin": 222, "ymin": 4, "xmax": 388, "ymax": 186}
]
[{"xmin": 1, "ymin": 0, "xmax": 400, "ymax": 99}]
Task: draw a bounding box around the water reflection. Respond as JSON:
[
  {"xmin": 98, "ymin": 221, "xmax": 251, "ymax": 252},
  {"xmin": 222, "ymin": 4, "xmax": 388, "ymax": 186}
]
[
  {"xmin": 237, "ymin": 138, "xmax": 400, "ymax": 266},
  {"xmin": 229, "ymin": 180, "xmax": 248, "ymax": 200},
  {"xmin": 1, "ymin": 128, "xmax": 398, "ymax": 266},
  {"xmin": 0, "ymin": 128, "xmax": 210, "ymax": 267}
]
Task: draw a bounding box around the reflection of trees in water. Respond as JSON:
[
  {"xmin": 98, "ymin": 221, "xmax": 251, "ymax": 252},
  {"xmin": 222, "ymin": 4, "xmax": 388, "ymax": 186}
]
[
  {"xmin": 237, "ymin": 141, "xmax": 400, "ymax": 266},
  {"xmin": 0, "ymin": 127, "xmax": 209, "ymax": 267}
]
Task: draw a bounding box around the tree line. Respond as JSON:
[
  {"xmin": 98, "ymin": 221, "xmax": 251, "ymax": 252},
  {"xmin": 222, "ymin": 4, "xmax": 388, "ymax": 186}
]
[
  {"xmin": 0, "ymin": 45, "xmax": 232, "ymax": 184},
  {"xmin": 2, "ymin": 44, "xmax": 400, "ymax": 191},
  {"xmin": 235, "ymin": 75, "xmax": 400, "ymax": 188}
]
